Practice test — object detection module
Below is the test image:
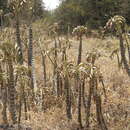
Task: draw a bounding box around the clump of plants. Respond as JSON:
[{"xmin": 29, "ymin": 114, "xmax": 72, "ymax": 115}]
[{"xmin": 104, "ymin": 15, "xmax": 130, "ymax": 76}]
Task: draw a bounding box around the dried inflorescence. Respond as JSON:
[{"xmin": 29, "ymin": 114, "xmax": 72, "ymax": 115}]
[
  {"xmin": 72, "ymin": 26, "xmax": 87, "ymax": 38},
  {"xmin": 104, "ymin": 15, "xmax": 126, "ymax": 34},
  {"xmin": 86, "ymin": 49, "xmax": 101, "ymax": 65},
  {"xmin": 8, "ymin": 0, "xmax": 27, "ymax": 10},
  {"xmin": 104, "ymin": 15, "xmax": 130, "ymax": 77},
  {"xmin": 48, "ymin": 22, "xmax": 60, "ymax": 37}
]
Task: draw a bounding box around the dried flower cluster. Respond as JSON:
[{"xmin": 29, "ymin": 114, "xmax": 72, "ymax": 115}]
[
  {"xmin": 72, "ymin": 26, "xmax": 87, "ymax": 37},
  {"xmin": 104, "ymin": 15, "xmax": 126, "ymax": 34}
]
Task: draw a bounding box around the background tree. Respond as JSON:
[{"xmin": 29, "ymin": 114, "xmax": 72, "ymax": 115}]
[
  {"xmin": 0, "ymin": 0, "xmax": 8, "ymax": 12},
  {"xmin": 54, "ymin": 0, "xmax": 130, "ymax": 29}
]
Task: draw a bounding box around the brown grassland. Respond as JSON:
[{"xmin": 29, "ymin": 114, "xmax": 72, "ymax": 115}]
[{"xmin": 0, "ymin": 21, "xmax": 130, "ymax": 130}]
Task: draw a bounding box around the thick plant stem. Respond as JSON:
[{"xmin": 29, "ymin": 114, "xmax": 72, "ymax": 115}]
[
  {"xmin": 0, "ymin": 65, "xmax": 8, "ymax": 125},
  {"xmin": 7, "ymin": 59, "xmax": 17, "ymax": 124},
  {"xmin": 119, "ymin": 34, "xmax": 130, "ymax": 76},
  {"xmin": 77, "ymin": 36, "xmax": 82, "ymax": 65},
  {"xmin": 65, "ymin": 75, "xmax": 72, "ymax": 120},
  {"xmin": 53, "ymin": 37, "xmax": 59, "ymax": 96},
  {"xmin": 78, "ymin": 80, "xmax": 83, "ymax": 128},
  {"xmin": 18, "ymin": 97, "xmax": 22, "ymax": 125},
  {"xmin": 42, "ymin": 52, "xmax": 47, "ymax": 88},
  {"xmin": 41, "ymin": 52, "xmax": 47, "ymax": 111},
  {"xmin": 93, "ymin": 77, "xmax": 108, "ymax": 130},
  {"xmin": 28, "ymin": 26, "xmax": 34, "ymax": 89},
  {"xmin": 1, "ymin": 85, "xmax": 8, "ymax": 125},
  {"xmin": 86, "ymin": 78, "xmax": 93, "ymax": 128},
  {"xmin": 82, "ymin": 77, "xmax": 87, "ymax": 117},
  {"xmin": 77, "ymin": 36, "xmax": 83, "ymax": 128},
  {"xmin": 23, "ymin": 87, "xmax": 28, "ymax": 120},
  {"xmin": 127, "ymin": 44, "xmax": 130, "ymax": 64},
  {"xmin": 95, "ymin": 95, "xmax": 108, "ymax": 130},
  {"xmin": 28, "ymin": 25, "xmax": 36, "ymax": 111},
  {"xmin": 124, "ymin": 34, "xmax": 130, "ymax": 64},
  {"xmin": 16, "ymin": 15, "xmax": 23, "ymax": 64}
]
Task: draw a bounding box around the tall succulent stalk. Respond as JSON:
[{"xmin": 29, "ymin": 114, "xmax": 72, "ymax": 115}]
[
  {"xmin": 28, "ymin": 26, "xmax": 34, "ymax": 89},
  {"xmin": 0, "ymin": 64, "xmax": 8, "ymax": 125},
  {"xmin": 23, "ymin": 88, "xmax": 28, "ymax": 120},
  {"xmin": 127, "ymin": 43, "xmax": 130, "ymax": 64},
  {"xmin": 93, "ymin": 76, "xmax": 108, "ymax": 130},
  {"xmin": 105, "ymin": 15, "xmax": 130, "ymax": 76},
  {"xmin": 28, "ymin": 25, "xmax": 37, "ymax": 110},
  {"xmin": 38, "ymin": 42, "xmax": 47, "ymax": 110},
  {"xmin": 18, "ymin": 93, "xmax": 22, "ymax": 125},
  {"xmin": 8, "ymin": 0, "xmax": 28, "ymax": 64},
  {"xmin": 86, "ymin": 77, "xmax": 93, "ymax": 128},
  {"xmin": 82, "ymin": 77, "xmax": 87, "ymax": 115},
  {"xmin": 54, "ymin": 37, "xmax": 58, "ymax": 95},
  {"xmin": 72, "ymin": 26, "xmax": 87, "ymax": 128},
  {"xmin": 64, "ymin": 75, "xmax": 72, "ymax": 120},
  {"xmin": 78, "ymin": 80, "xmax": 83, "ymax": 128},
  {"xmin": 0, "ymin": 41, "xmax": 20, "ymax": 125},
  {"xmin": 119, "ymin": 34, "xmax": 130, "ymax": 76},
  {"xmin": 42, "ymin": 51, "xmax": 47, "ymax": 88},
  {"xmin": 72, "ymin": 26, "xmax": 87, "ymax": 65},
  {"xmin": 95, "ymin": 95, "xmax": 108, "ymax": 130},
  {"xmin": 16, "ymin": 15, "xmax": 23, "ymax": 64},
  {"xmin": 124, "ymin": 34, "xmax": 130, "ymax": 64},
  {"xmin": 77, "ymin": 36, "xmax": 82, "ymax": 65},
  {"xmin": 53, "ymin": 35, "xmax": 60, "ymax": 96},
  {"xmin": 41, "ymin": 50, "xmax": 47, "ymax": 111},
  {"xmin": 7, "ymin": 58, "xmax": 17, "ymax": 124}
]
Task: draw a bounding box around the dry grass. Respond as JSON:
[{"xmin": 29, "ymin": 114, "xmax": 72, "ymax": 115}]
[
  {"xmin": 23, "ymin": 29, "xmax": 130, "ymax": 130},
  {"xmin": 0, "ymin": 24, "xmax": 130, "ymax": 130}
]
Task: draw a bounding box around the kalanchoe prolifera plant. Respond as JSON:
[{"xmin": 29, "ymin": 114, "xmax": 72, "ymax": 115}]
[
  {"xmin": 104, "ymin": 15, "xmax": 126, "ymax": 35},
  {"xmin": 8, "ymin": 0, "xmax": 27, "ymax": 12},
  {"xmin": 8, "ymin": 0, "xmax": 28, "ymax": 64},
  {"xmin": 72, "ymin": 25, "xmax": 88, "ymax": 128},
  {"xmin": 48, "ymin": 22, "xmax": 63, "ymax": 97},
  {"xmin": 72, "ymin": 26, "xmax": 87, "ymax": 39},
  {"xmin": 104, "ymin": 15, "xmax": 130, "ymax": 76},
  {"xmin": 72, "ymin": 26, "xmax": 87, "ymax": 65}
]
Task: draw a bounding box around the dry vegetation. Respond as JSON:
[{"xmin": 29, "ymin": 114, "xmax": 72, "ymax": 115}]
[
  {"xmin": 0, "ymin": 17, "xmax": 130, "ymax": 130},
  {"xmin": 23, "ymin": 30, "xmax": 130, "ymax": 130}
]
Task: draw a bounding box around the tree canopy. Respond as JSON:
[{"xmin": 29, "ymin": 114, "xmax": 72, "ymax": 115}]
[{"xmin": 54, "ymin": 0, "xmax": 130, "ymax": 29}]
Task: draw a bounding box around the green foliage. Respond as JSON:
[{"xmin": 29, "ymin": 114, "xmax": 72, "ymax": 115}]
[
  {"xmin": 54, "ymin": 0, "xmax": 130, "ymax": 29},
  {"xmin": 0, "ymin": 0, "xmax": 8, "ymax": 12}
]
